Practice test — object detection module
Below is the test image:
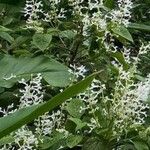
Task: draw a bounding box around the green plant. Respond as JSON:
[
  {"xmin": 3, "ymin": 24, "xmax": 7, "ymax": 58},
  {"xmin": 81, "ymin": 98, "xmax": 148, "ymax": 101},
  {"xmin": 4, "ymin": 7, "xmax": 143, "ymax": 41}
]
[{"xmin": 0, "ymin": 0, "xmax": 150, "ymax": 149}]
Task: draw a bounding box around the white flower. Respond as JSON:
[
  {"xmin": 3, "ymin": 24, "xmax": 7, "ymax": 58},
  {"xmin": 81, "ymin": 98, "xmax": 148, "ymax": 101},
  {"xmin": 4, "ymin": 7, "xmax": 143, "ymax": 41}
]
[
  {"xmin": 0, "ymin": 74, "xmax": 66, "ymax": 149},
  {"xmin": 0, "ymin": 103, "xmax": 17, "ymax": 116},
  {"xmin": 23, "ymin": 0, "xmax": 44, "ymax": 31},
  {"xmin": 23, "ymin": 0, "xmax": 44, "ymax": 20},
  {"xmin": 35, "ymin": 110, "xmax": 64, "ymax": 136},
  {"xmin": 139, "ymin": 42, "xmax": 150, "ymax": 55},
  {"xmin": 122, "ymin": 46, "xmax": 132, "ymax": 64},
  {"xmin": 19, "ymin": 73, "xmax": 44, "ymax": 108},
  {"xmin": 77, "ymin": 79, "xmax": 104, "ymax": 116},
  {"xmin": 69, "ymin": 64, "xmax": 87, "ymax": 81},
  {"xmin": 81, "ymin": 0, "xmax": 107, "ymax": 36},
  {"xmin": 43, "ymin": 0, "xmax": 66, "ymax": 22},
  {"xmin": 109, "ymin": 66, "xmax": 149, "ymax": 135},
  {"xmin": 135, "ymin": 74, "xmax": 150, "ymax": 102},
  {"xmin": 109, "ymin": 0, "xmax": 133, "ymax": 26},
  {"xmin": 14, "ymin": 126, "xmax": 39, "ymax": 150},
  {"xmin": 87, "ymin": 117, "xmax": 99, "ymax": 133}
]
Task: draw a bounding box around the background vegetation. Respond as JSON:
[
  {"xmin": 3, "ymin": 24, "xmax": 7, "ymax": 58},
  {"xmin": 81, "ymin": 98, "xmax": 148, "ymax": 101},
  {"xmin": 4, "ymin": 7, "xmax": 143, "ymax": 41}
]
[{"xmin": 0, "ymin": 0, "xmax": 150, "ymax": 149}]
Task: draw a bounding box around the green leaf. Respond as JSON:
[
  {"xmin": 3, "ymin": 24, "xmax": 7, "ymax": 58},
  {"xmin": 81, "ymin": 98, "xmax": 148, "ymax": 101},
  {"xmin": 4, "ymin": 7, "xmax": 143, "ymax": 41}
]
[
  {"xmin": 9, "ymin": 36, "xmax": 29, "ymax": 50},
  {"xmin": 69, "ymin": 117, "xmax": 87, "ymax": 131},
  {"xmin": 32, "ymin": 33, "xmax": 52, "ymax": 51},
  {"xmin": 0, "ymin": 32, "xmax": 14, "ymax": 43},
  {"xmin": 59, "ymin": 30, "xmax": 77, "ymax": 39},
  {"xmin": 0, "ymin": 136, "xmax": 14, "ymax": 146},
  {"xmin": 82, "ymin": 137, "xmax": 109, "ymax": 150},
  {"xmin": 133, "ymin": 141, "xmax": 149, "ymax": 150},
  {"xmin": 47, "ymin": 28, "xmax": 60, "ymax": 36},
  {"xmin": 66, "ymin": 135, "xmax": 83, "ymax": 148},
  {"xmin": 104, "ymin": 0, "xmax": 115, "ymax": 9},
  {"xmin": 65, "ymin": 99, "xmax": 85, "ymax": 118},
  {"xmin": 0, "ymin": 55, "xmax": 70, "ymax": 88},
  {"xmin": 128, "ymin": 23, "xmax": 150, "ymax": 32},
  {"xmin": 110, "ymin": 51, "xmax": 129, "ymax": 69},
  {"xmin": 0, "ymin": 25, "xmax": 12, "ymax": 32},
  {"xmin": 2, "ymin": 17, "xmax": 13, "ymax": 26},
  {"xmin": 118, "ymin": 144, "xmax": 135, "ymax": 150},
  {"xmin": 40, "ymin": 132, "xmax": 65, "ymax": 149},
  {"xmin": 112, "ymin": 25, "xmax": 133, "ymax": 42},
  {"xmin": 0, "ymin": 72, "xmax": 97, "ymax": 139}
]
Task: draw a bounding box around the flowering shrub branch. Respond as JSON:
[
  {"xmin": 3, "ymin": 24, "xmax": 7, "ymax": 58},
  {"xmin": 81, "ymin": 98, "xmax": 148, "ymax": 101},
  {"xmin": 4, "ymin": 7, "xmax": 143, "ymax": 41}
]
[{"xmin": 0, "ymin": 0, "xmax": 150, "ymax": 149}]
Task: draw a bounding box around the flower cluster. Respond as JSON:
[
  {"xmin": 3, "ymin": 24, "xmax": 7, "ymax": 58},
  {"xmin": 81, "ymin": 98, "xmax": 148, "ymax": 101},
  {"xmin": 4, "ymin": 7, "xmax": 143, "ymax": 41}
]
[
  {"xmin": 109, "ymin": 65, "xmax": 149, "ymax": 135},
  {"xmin": 135, "ymin": 74, "xmax": 150, "ymax": 102},
  {"xmin": 1, "ymin": 74, "xmax": 44, "ymax": 149},
  {"xmin": 69, "ymin": 61, "xmax": 149, "ymax": 136},
  {"xmin": 23, "ymin": 0, "xmax": 133, "ymax": 34},
  {"xmin": 23, "ymin": 0, "xmax": 44, "ymax": 31},
  {"xmin": 69, "ymin": 0, "xmax": 133, "ymax": 36},
  {"xmin": 0, "ymin": 103, "xmax": 16, "ymax": 117},
  {"xmin": 0, "ymin": 74, "xmax": 65, "ymax": 149},
  {"xmin": 110, "ymin": 0, "xmax": 133, "ymax": 26},
  {"xmin": 23, "ymin": 0, "xmax": 66, "ymax": 29},
  {"xmin": 68, "ymin": 64, "xmax": 105, "ymax": 132},
  {"xmin": 139, "ymin": 42, "xmax": 150, "ymax": 55},
  {"xmin": 69, "ymin": 64, "xmax": 104, "ymax": 114},
  {"xmin": 70, "ymin": 0, "xmax": 107, "ymax": 36},
  {"xmin": 68, "ymin": 64, "xmax": 87, "ymax": 81},
  {"xmin": 19, "ymin": 73, "xmax": 44, "ymax": 108},
  {"xmin": 13, "ymin": 126, "xmax": 39, "ymax": 150},
  {"xmin": 0, "ymin": 126, "xmax": 39, "ymax": 150},
  {"xmin": 1, "ymin": 62, "xmax": 149, "ymax": 149},
  {"xmin": 35, "ymin": 110, "xmax": 64, "ymax": 137},
  {"xmin": 44, "ymin": 0, "xmax": 66, "ymax": 22},
  {"xmin": 23, "ymin": 0, "xmax": 43, "ymax": 20},
  {"xmin": 78, "ymin": 79, "xmax": 105, "ymax": 114}
]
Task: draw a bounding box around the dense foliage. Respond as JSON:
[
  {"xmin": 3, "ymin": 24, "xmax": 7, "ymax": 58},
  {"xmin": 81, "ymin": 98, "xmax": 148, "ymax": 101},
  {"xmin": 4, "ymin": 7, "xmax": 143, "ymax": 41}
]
[{"xmin": 0, "ymin": 0, "xmax": 150, "ymax": 149}]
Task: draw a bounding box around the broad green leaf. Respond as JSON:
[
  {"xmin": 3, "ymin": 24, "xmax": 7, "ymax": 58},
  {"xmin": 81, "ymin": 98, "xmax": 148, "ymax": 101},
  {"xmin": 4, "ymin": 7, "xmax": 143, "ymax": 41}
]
[
  {"xmin": 66, "ymin": 135, "xmax": 83, "ymax": 148},
  {"xmin": 40, "ymin": 132, "xmax": 65, "ymax": 149},
  {"xmin": 0, "ymin": 32, "xmax": 14, "ymax": 43},
  {"xmin": 59, "ymin": 30, "xmax": 77, "ymax": 39},
  {"xmin": 0, "ymin": 55, "xmax": 70, "ymax": 88},
  {"xmin": 128, "ymin": 23, "xmax": 150, "ymax": 32},
  {"xmin": 69, "ymin": 117, "xmax": 87, "ymax": 131},
  {"xmin": 32, "ymin": 33, "xmax": 52, "ymax": 51},
  {"xmin": 82, "ymin": 137, "xmax": 110, "ymax": 150},
  {"xmin": 133, "ymin": 141, "xmax": 149, "ymax": 150},
  {"xmin": 65, "ymin": 99, "xmax": 85, "ymax": 118},
  {"xmin": 0, "ymin": 72, "xmax": 97, "ymax": 139},
  {"xmin": 47, "ymin": 28, "xmax": 60, "ymax": 36},
  {"xmin": 112, "ymin": 25, "xmax": 133, "ymax": 42}
]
